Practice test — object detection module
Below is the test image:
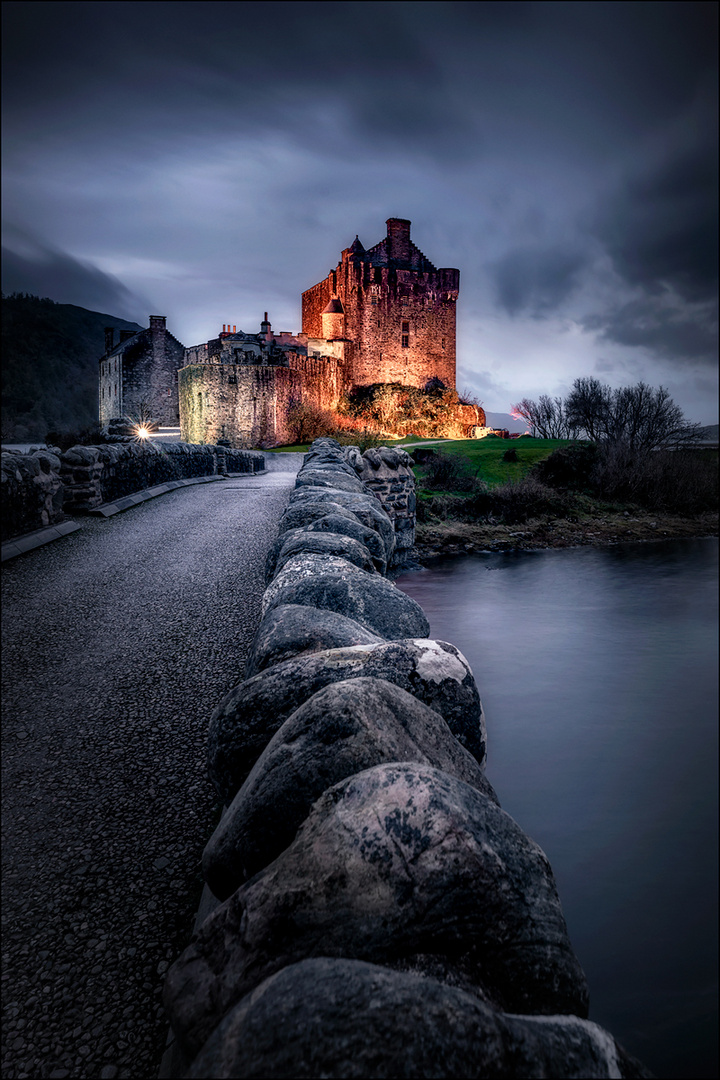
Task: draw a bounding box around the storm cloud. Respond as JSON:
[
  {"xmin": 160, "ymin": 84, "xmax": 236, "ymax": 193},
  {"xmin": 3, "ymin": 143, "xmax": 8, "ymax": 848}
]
[{"xmin": 2, "ymin": 1, "xmax": 717, "ymax": 421}]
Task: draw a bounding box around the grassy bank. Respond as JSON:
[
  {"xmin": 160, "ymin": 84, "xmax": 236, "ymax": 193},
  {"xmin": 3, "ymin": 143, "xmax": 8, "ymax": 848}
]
[{"xmin": 412, "ymin": 439, "xmax": 718, "ymax": 554}]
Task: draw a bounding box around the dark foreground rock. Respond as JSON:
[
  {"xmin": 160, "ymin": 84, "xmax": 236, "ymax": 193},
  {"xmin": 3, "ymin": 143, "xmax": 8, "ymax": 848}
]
[
  {"xmin": 273, "ymin": 529, "xmax": 377, "ymax": 577},
  {"xmin": 266, "ymin": 512, "xmax": 387, "ymax": 579},
  {"xmin": 244, "ymin": 604, "xmax": 384, "ymax": 679},
  {"xmin": 203, "ymin": 677, "xmax": 499, "ymax": 899},
  {"xmin": 208, "ymin": 638, "xmax": 486, "ymax": 803},
  {"xmin": 187, "ymin": 958, "xmax": 652, "ymax": 1079},
  {"xmin": 261, "ymin": 552, "xmax": 430, "ymax": 639},
  {"xmin": 165, "ymin": 763, "xmax": 588, "ymax": 1059},
  {"xmin": 285, "ymin": 487, "xmax": 396, "ymax": 561}
]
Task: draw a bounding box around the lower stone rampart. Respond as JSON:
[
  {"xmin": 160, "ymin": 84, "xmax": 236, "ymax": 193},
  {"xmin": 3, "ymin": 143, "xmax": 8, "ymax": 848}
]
[
  {"xmin": 60, "ymin": 441, "xmax": 263, "ymax": 511},
  {"xmin": 1, "ymin": 443, "xmax": 264, "ymax": 536},
  {"xmin": 161, "ymin": 437, "xmax": 652, "ymax": 1078},
  {"xmin": 1, "ymin": 448, "xmax": 64, "ymax": 541}
]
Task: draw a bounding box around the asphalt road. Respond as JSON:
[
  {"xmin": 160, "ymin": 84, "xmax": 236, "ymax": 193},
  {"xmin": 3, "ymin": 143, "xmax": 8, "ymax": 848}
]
[{"xmin": 1, "ymin": 468, "xmax": 299, "ymax": 1080}]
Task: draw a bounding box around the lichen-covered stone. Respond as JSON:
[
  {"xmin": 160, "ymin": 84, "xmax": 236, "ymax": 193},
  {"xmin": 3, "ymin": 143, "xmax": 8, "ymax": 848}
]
[
  {"xmin": 260, "ymin": 552, "xmax": 429, "ymax": 640},
  {"xmin": 208, "ymin": 638, "xmax": 486, "ymax": 803},
  {"xmin": 245, "ymin": 604, "xmax": 384, "ymax": 679},
  {"xmin": 203, "ymin": 676, "xmax": 498, "ymax": 898},
  {"xmin": 273, "ymin": 530, "xmax": 377, "ymax": 578},
  {"xmin": 187, "ymin": 958, "xmax": 651, "ymax": 1079},
  {"xmin": 165, "ymin": 763, "xmax": 589, "ymax": 1058},
  {"xmin": 295, "ymin": 469, "xmax": 366, "ymax": 493}
]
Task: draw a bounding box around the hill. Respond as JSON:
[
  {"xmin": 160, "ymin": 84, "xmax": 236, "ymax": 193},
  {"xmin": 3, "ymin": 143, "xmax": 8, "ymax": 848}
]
[{"xmin": 1, "ymin": 294, "xmax": 143, "ymax": 440}]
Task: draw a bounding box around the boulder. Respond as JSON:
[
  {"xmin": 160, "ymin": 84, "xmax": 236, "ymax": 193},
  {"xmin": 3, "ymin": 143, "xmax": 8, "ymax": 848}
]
[
  {"xmin": 277, "ymin": 500, "xmax": 361, "ymax": 536},
  {"xmin": 186, "ymin": 958, "xmax": 651, "ymax": 1079},
  {"xmin": 260, "ymin": 553, "xmax": 429, "ymax": 640},
  {"xmin": 203, "ymin": 676, "xmax": 499, "ymax": 899},
  {"xmin": 165, "ymin": 763, "xmax": 589, "ymax": 1059},
  {"xmin": 286, "ymin": 487, "xmax": 395, "ymax": 560},
  {"xmin": 208, "ymin": 638, "xmax": 485, "ymax": 805},
  {"xmin": 273, "ymin": 531, "xmax": 377, "ymax": 578},
  {"xmin": 303, "ymin": 512, "xmax": 387, "ymax": 573},
  {"xmin": 295, "ymin": 469, "xmax": 366, "ymax": 493},
  {"xmin": 245, "ymin": 604, "xmax": 383, "ymax": 679}
]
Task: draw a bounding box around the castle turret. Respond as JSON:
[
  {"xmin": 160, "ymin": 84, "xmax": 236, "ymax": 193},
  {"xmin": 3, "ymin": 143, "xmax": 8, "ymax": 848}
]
[{"xmin": 321, "ymin": 297, "xmax": 345, "ymax": 340}]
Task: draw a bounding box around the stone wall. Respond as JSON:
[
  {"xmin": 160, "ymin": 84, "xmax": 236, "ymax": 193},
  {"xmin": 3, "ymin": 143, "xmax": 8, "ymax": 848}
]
[
  {"xmin": 1, "ymin": 448, "xmax": 64, "ymax": 541},
  {"xmin": 179, "ymin": 365, "xmax": 304, "ymax": 448},
  {"xmin": 160, "ymin": 438, "xmax": 651, "ymax": 1079},
  {"xmin": 59, "ymin": 442, "xmax": 263, "ymax": 513}
]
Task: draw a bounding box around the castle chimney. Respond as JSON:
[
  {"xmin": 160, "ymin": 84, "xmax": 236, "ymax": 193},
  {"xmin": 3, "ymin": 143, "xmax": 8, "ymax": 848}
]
[
  {"xmin": 149, "ymin": 315, "xmax": 166, "ymax": 332},
  {"xmin": 386, "ymin": 218, "xmax": 411, "ymax": 263},
  {"xmin": 260, "ymin": 312, "xmax": 271, "ymax": 339},
  {"xmin": 104, "ymin": 327, "xmax": 115, "ymax": 354}
]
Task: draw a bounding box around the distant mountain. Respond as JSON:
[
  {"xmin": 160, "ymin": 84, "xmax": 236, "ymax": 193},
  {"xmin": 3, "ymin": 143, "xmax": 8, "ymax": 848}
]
[
  {"xmin": 484, "ymin": 410, "xmax": 530, "ymax": 434},
  {"xmin": 696, "ymin": 424, "xmax": 719, "ymax": 442},
  {"xmin": 1, "ymin": 294, "xmax": 143, "ymax": 440}
]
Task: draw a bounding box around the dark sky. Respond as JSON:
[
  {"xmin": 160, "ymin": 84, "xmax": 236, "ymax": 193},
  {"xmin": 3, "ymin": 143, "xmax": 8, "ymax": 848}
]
[{"xmin": 2, "ymin": 1, "xmax": 717, "ymax": 422}]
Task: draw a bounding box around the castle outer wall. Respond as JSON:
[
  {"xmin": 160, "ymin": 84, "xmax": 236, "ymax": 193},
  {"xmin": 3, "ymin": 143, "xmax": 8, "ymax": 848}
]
[
  {"xmin": 179, "ymin": 366, "xmax": 302, "ymax": 448},
  {"xmin": 302, "ymin": 219, "xmax": 458, "ymax": 391}
]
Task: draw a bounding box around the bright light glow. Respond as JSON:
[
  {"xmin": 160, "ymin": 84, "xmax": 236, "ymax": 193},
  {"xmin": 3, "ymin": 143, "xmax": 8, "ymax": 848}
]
[{"xmin": 136, "ymin": 426, "xmax": 149, "ymax": 439}]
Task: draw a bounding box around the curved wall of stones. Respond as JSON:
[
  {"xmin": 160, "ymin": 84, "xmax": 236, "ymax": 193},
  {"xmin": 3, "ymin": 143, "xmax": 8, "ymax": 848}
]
[
  {"xmin": 161, "ymin": 438, "xmax": 651, "ymax": 1079},
  {"xmin": 1, "ymin": 448, "xmax": 64, "ymax": 541},
  {"xmin": 1, "ymin": 442, "xmax": 264, "ymax": 537},
  {"xmin": 60, "ymin": 442, "xmax": 263, "ymax": 512}
]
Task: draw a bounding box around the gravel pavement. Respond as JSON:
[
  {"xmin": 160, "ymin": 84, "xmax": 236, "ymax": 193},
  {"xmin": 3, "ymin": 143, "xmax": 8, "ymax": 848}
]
[{"xmin": 1, "ymin": 468, "xmax": 299, "ymax": 1080}]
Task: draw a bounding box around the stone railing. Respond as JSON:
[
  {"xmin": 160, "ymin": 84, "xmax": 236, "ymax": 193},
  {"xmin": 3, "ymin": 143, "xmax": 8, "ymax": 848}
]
[
  {"xmin": 1, "ymin": 448, "xmax": 64, "ymax": 542},
  {"xmin": 1, "ymin": 442, "xmax": 264, "ymax": 539},
  {"xmin": 161, "ymin": 438, "xmax": 651, "ymax": 1079},
  {"xmin": 59, "ymin": 442, "xmax": 263, "ymax": 512}
]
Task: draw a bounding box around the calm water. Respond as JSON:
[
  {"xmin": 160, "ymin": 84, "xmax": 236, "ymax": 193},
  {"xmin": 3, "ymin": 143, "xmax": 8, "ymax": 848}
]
[{"xmin": 396, "ymin": 538, "xmax": 718, "ymax": 1079}]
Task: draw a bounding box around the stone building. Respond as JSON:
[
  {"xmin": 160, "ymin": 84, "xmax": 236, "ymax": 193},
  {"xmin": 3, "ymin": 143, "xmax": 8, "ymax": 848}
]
[
  {"xmin": 98, "ymin": 315, "xmax": 185, "ymax": 426},
  {"xmin": 302, "ymin": 218, "xmax": 459, "ymax": 389},
  {"xmin": 180, "ymin": 315, "xmax": 344, "ymax": 447},
  {"xmin": 101, "ymin": 218, "xmax": 479, "ymax": 446}
]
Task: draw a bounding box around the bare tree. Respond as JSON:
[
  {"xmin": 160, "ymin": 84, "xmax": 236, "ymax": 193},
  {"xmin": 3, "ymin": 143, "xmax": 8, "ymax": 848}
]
[
  {"xmin": 565, "ymin": 377, "xmax": 612, "ymax": 442},
  {"xmin": 566, "ymin": 377, "xmax": 701, "ymax": 449},
  {"xmin": 510, "ymin": 396, "xmax": 575, "ymax": 438}
]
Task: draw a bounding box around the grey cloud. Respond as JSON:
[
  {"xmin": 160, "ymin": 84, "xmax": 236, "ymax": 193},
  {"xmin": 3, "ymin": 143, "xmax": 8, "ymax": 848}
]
[
  {"xmin": 593, "ymin": 133, "xmax": 718, "ymax": 303},
  {"xmin": 3, "ymin": 2, "xmax": 716, "ymax": 165},
  {"xmin": 490, "ymin": 245, "xmax": 587, "ymax": 316},
  {"xmin": 583, "ymin": 293, "xmax": 718, "ymax": 366},
  {"xmin": 1, "ymin": 229, "xmax": 151, "ymax": 321}
]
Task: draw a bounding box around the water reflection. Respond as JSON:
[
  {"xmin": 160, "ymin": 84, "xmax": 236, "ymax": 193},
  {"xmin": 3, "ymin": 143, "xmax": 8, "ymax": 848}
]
[{"xmin": 396, "ymin": 538, "xmax": 718, "ymax": 1079}]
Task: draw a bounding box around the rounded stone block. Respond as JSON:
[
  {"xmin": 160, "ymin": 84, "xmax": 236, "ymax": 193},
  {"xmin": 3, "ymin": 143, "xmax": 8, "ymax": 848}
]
[
  {"xmin": 203, "ymin": 676, "xmax": 498, "ymax": 898},
  {"xmin": 165, "ymin": 763, "xmax": 589, "ymax": 1059},
  {"xmin": 260, "ymin": 553, "xmax": 429, "ymax": 640},
  {"xmin": 187, "ymin": 958, "xmax": 650, "ymax": 1080},
  {"xmin": 244, "ymin": 604, "xmax": 384, "ymax": 679},
  {"xmin": 273, "ymin": 531, "xmax": 377, "ymax": 578},
  {"xmin": 208, "ymin": 638, "xmax": 486, "ymax": 803}
]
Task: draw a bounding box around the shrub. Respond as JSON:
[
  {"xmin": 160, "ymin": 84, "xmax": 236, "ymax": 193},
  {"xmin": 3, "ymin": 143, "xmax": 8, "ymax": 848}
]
[
  {"xmin": 592, "ymin": 445, "xmax": 718, "ymax": 514},
  {"xmin": 531, "ymin": 443, "xmax": 598, "ymax": 490}
]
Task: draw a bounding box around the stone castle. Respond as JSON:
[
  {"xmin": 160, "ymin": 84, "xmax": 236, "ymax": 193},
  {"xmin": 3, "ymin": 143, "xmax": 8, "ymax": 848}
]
[{"xmin": 99, "ymin": 218, "xmax": 484, "ymax": 445}]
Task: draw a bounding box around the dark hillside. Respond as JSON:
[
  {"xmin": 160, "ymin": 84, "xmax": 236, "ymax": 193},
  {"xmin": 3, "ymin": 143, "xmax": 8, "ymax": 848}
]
[{"xmin": 1, "ymin": 294, "xmax": 142, "ymax": 439}]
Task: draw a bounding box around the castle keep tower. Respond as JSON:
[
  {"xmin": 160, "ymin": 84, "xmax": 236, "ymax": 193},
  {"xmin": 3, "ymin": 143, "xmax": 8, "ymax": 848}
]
[{"xmin": 302, "ymin": 218, "xmax": 459, "ymax": 390}]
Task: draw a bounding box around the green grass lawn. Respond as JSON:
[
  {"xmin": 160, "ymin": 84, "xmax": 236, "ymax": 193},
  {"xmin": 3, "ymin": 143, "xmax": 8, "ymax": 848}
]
[{"xmin": 414, "ymin": 437, "xmax": 579, "ymax": 487}]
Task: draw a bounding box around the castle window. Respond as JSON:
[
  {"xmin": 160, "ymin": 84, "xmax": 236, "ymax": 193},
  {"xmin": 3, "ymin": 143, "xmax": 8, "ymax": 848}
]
[
  {"xmin": 402, "ymin": 322, "xmax": 409, "ymax": 332},
  {"xmin": 371, "ymin": 296, "xmax": 378, "ymax": 305},
  {"xmin": 441, "ymin": 338, "xmax": 446, "ymax": 350},
  {"xmin": 401, "ymin": 335, "xmax": 409, "ymax": 348}
]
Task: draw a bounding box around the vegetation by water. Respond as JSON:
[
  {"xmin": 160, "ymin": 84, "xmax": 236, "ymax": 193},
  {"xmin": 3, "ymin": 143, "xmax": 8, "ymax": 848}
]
[{"xmin": 412, "ymin": 439, "xmax": 718, "ymax": 553}]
